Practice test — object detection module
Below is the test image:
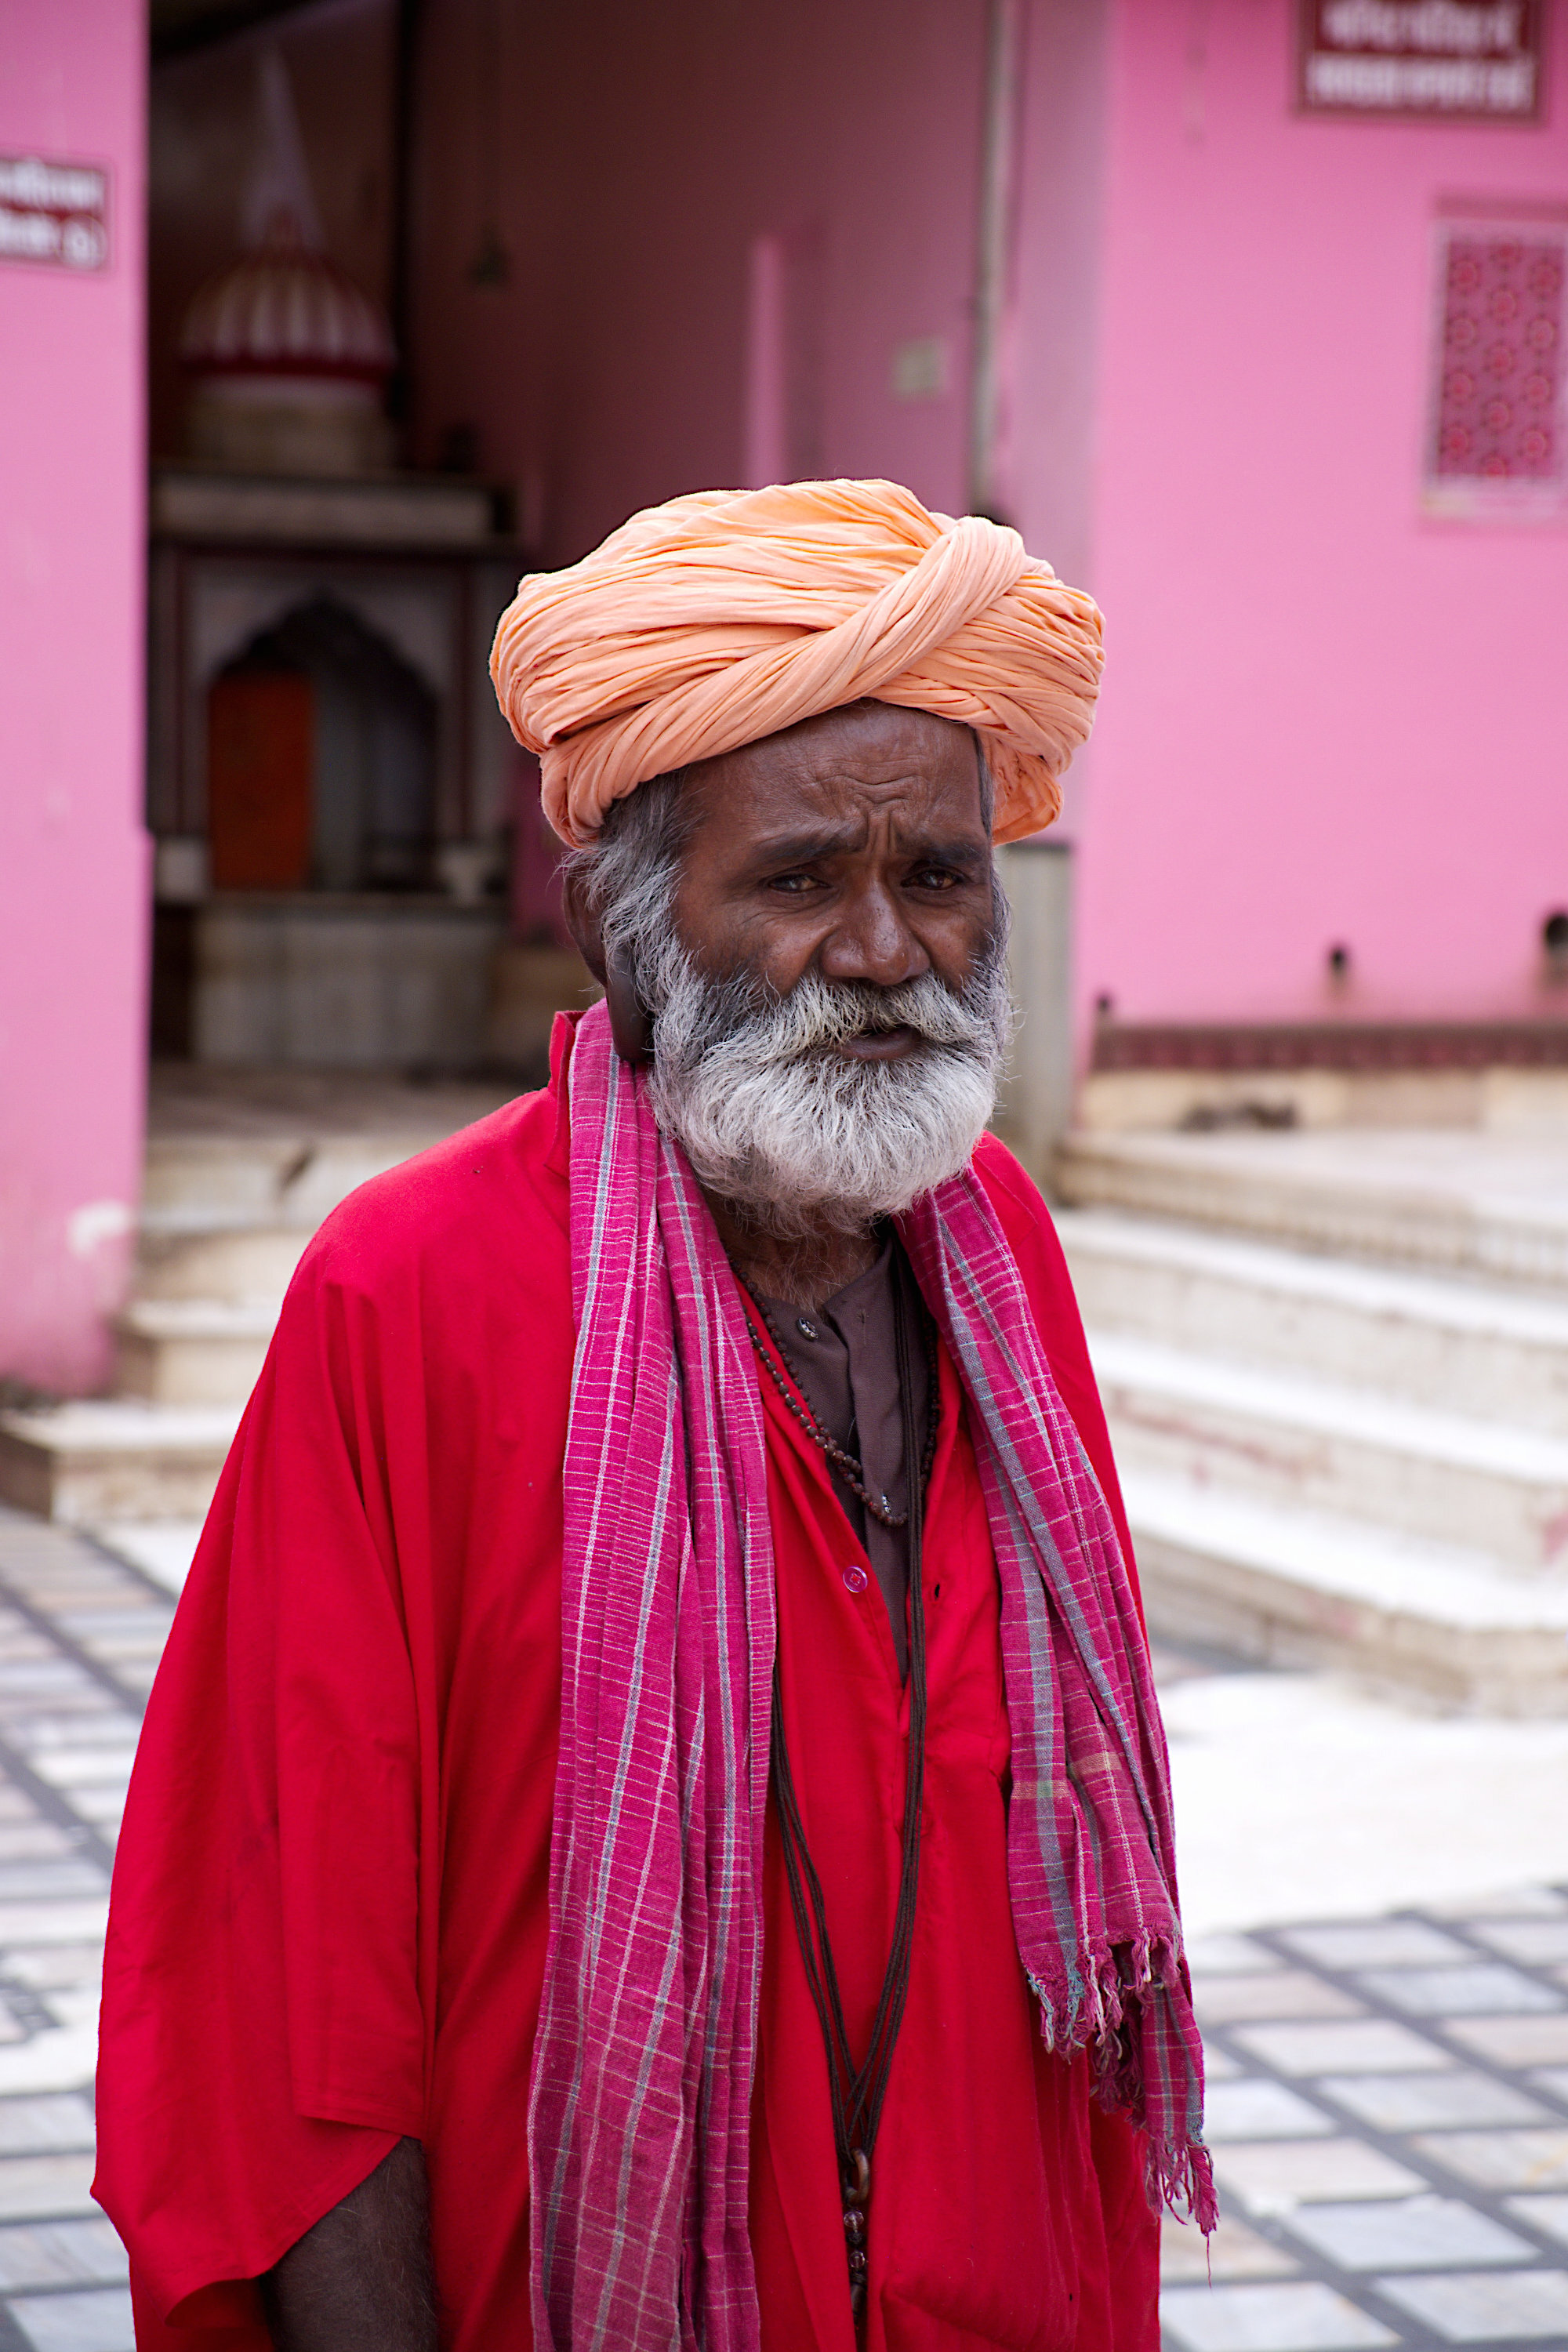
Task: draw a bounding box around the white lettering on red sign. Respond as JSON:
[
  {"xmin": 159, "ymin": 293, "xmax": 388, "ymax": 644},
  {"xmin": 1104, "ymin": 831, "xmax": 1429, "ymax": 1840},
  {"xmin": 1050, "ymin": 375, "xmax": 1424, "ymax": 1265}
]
[
  {"xmin": 1322, "ymin": 2, "xmax": 1523, "ymax": 54},
  {"xmin": 1300, "ymin": 0, "xmax": 1541, "ymax": 115},
  {"xmin": 0, "ymin": 157, "xmax": 108, "ymax": 271}
]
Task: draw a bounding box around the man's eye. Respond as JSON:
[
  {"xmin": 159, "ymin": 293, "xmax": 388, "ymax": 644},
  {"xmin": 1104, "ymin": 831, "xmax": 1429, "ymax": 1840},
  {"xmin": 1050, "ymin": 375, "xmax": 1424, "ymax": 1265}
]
[
  {"xmin": 764, "ymin": 873, "xmax": 821, "ymax": 894},
  {"xmin": 909, "ymin": 866, "xmax": 962, "ymax": 890}
]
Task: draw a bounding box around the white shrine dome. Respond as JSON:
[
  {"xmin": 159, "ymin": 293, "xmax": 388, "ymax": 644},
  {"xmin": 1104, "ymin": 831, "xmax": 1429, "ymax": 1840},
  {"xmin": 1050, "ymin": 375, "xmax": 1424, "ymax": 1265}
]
[
  {"xmin": 180, "ymin": 206, "xmax": 394, "ymax": 386},
  {"xmin": 180, "ymin": 207, "xmax": 395, "ymax": 475}
]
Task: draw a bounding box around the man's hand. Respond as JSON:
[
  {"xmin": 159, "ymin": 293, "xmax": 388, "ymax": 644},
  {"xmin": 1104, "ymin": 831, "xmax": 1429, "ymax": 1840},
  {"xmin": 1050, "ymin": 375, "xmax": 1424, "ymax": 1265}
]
[{"xmin": 263, "ymin": 2136, "xmax": 436, "ymax": 2350}]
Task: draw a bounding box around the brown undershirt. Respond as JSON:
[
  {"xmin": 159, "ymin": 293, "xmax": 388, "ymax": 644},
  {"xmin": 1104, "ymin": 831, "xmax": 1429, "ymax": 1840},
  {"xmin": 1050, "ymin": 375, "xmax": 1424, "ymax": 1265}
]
[{"xmin": 759, "ymin": 1234, "xmax": 931, "ymax": 1679}]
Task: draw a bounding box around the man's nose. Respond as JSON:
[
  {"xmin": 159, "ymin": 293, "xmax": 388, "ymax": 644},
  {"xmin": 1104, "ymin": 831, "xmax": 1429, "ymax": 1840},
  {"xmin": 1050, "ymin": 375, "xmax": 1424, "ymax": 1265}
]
[{"xmin": 818, "ymin": 880, "xmax": 930, "ymax": 989}]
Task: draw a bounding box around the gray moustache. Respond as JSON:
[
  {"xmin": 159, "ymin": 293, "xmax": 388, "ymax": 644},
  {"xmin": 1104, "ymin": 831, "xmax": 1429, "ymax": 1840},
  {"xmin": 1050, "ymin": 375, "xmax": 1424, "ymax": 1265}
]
[{"xmin": 716, "ymin": 972, "xmax": 998, "ymax": 1067}]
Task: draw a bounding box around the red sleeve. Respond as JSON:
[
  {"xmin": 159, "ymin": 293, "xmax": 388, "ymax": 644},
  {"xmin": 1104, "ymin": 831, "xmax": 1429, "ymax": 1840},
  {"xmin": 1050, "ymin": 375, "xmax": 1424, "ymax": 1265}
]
[
  {"xmin": 96, "ymin": 1074, "xmax": 573, "ymax": 2350},
  {"xmin": 975, "ymin": 1138, "xmax": 1162, "ymax": 2341},
  {"xmin": 94, "ymin": 1241, "xmax": 430, "ymax": 2340},
  {"xmin": 971, "ymin": 1134, "xmax": 1142, "ymax": 1617}
]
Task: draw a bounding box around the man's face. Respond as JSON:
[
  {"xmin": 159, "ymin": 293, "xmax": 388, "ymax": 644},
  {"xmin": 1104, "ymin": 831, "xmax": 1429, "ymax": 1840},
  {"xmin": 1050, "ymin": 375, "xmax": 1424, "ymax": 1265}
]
[
  {"xmin": 671, "ymin": 702, "xmax": 998, "ymax": 1059},
  {"xmin": 620, "ymin": 702, "xmax": 1009, "ymax": 1240}
]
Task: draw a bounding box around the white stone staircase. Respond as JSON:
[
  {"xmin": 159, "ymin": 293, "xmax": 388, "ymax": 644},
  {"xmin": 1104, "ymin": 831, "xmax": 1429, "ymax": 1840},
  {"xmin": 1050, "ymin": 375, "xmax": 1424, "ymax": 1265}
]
[
  {"xmin": 6, "ymin": 1083, "xmax": 1566, "ymax": 1714},
  {"xmin": 1058, "ymin": 1125, "xmax": 1568, "ymax": 1292},
  {"xmin": 1055, "ymin": 1157, "xmax": 1568, "ymax": 1714},
  {"xmin": 0, "ymin": 1073, "xmax": 517, "ymax": 1534}
]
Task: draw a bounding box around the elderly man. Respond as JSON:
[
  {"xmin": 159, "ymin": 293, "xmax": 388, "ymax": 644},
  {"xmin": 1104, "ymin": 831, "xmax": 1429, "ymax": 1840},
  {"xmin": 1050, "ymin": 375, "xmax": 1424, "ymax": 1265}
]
[{"xmin": 96, "ymin": 480, "xmax": 1210, "ymax": 2352}]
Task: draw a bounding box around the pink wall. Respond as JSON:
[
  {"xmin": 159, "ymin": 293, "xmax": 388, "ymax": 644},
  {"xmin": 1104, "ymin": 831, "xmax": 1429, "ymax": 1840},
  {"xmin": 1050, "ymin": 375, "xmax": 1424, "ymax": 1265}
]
[
  {"xmin": 396, "ymin": 0, "xmax": 1568, "ymax": 1037},
  {"xmin": 410, "ymin": 0, "xmax": 989, "ymax": 564},
  {"xmin": 1076, "ymin": 0, "xmax": 1568, "ymax": 1029},
  {"xmin": 0, "ymin": 0, "xmax": 149, "ymax": 1393},
  {"xmin": 1003, "ymin": 0, "xmax": 1112, "ymax": 601}
]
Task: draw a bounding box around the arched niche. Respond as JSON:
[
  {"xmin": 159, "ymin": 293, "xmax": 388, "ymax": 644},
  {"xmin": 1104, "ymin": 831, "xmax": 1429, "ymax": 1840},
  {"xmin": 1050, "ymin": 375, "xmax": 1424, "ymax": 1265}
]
[{"xmin": 207, "ymin": 593, "xmax": 438, "ymax": 894}]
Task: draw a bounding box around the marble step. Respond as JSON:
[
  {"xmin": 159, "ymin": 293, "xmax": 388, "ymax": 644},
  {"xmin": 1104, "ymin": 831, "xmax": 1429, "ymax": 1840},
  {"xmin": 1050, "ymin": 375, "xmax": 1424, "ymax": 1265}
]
[
  {"xmin": 142, "ymin": 1127, "xmax": 480, "ymax": 1227},
  {"xmin": 133, "ymin": 1220, "xmax": 308, "ymax": 1304},
  {"xmin": 0, "ymin": 1403, "xmax": 238, "ymax": 1526},
  {"xmin": 1058, "ymin": 1129, "xmax": 1568, "ymax": 1293},
  {"xmin": 1088, "ymin": 1330, "xmax": 1568, "ymax": 1573},
  {"xmin": 141, "ymin": 1135, "xmax": 324, "ymax": 1224},
  {"xmin": 1058, "ymin": 1210, "xmax": 1568, "ymax": 1436},
  {"xmin": 114, "ymin": 1299, "xmax": 279, "ymax": 1406},
  {"xmin": 1123, "ymin": 1468, "xmax": 1568, "ymax": 1715}
]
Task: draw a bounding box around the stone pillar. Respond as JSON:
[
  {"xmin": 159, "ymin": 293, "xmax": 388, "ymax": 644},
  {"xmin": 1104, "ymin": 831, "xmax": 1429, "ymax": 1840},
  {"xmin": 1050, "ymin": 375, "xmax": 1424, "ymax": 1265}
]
[{"xmin": 994, "ymin": 838, "xmax": 1075, "ymax": 1192}]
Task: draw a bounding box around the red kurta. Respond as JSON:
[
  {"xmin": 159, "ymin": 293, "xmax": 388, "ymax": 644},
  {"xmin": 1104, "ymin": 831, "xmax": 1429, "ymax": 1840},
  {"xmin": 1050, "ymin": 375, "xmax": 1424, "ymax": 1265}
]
[{"xmin": 94, "ymin": 1026, "xmax": 1158, "ymax": 2350}]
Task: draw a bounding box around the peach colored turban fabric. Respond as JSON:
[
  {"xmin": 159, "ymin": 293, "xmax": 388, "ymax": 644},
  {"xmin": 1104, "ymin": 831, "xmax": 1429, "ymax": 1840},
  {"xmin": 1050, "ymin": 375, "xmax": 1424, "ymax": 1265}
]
[{"xmin": 490, "ymin": 477, "xmax": 1104, "ymax": 849}]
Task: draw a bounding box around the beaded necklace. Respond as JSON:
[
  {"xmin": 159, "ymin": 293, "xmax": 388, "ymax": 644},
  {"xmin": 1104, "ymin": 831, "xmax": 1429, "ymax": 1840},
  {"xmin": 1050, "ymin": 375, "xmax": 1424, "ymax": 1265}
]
[{"xmin": 737, "ymin": 1272, "xmax": 939, "ymax": 1529}]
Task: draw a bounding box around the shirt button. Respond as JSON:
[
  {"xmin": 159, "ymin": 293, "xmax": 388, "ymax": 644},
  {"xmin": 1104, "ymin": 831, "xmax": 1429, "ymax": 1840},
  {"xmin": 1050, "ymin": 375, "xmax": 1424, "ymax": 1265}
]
[{"xmin": 841, "ymin": 1564, "xmax": 869, "ymax": 1594}]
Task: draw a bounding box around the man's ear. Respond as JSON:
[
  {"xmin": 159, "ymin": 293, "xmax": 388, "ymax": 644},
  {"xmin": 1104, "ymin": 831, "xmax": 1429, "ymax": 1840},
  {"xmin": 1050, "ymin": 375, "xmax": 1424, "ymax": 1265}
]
[
  {"xmin": 561, "ymin": 862, "xmax": 608, "ymax": 986},
  {"xmin": 561, "ymin": 858, "xmax": 653, "ymax": 1065}
]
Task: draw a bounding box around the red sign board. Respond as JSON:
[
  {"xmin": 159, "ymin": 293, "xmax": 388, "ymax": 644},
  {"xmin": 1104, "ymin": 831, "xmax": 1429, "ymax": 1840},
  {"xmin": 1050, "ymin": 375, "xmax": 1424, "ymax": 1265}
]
[
  {"xmin": 0, "ymin": 156, "xmax": 109, "ymax": 271},
  {"xmin": 1299, "ymin": 1, "xmax": 1544, "ymax": 119}
]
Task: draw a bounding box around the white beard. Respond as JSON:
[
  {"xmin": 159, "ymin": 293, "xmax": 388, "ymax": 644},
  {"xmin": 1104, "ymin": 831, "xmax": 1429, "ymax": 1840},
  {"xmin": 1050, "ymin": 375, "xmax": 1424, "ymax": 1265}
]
[{"xmin": 643, "ymin": 946, "xmax": 1014, "ymax": 1240}]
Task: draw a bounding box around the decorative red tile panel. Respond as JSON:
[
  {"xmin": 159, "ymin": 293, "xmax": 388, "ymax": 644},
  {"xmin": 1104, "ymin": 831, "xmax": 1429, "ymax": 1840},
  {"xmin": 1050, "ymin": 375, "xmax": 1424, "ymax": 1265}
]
[
  {"xmin": 1435, "ymin": 235, "xmax": 1564, "ymax": 482},
  {"xmin": 1425, "ymin": 212, "xmax": 1568, "ymax": 516}
]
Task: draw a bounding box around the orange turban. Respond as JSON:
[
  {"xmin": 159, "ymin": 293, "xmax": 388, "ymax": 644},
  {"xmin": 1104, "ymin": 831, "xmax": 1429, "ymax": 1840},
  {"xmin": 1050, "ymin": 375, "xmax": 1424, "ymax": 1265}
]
[{"xmin": 489, "ymin": 477, "xmax": 1104, "ymax": 848}]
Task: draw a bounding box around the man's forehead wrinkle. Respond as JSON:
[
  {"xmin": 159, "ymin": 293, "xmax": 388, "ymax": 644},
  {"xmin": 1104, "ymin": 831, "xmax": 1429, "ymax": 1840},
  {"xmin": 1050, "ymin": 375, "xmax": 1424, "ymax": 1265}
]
[
  {"xmin": 782, "ymin": 791, "xmax": 951, "ymax": 841},
  {"xmin": 751, "ymin": 760, "xmax": 978, "ymax": 815},
  {"xmin": 730, "ymin": 754, "xmax": 945, "ymax": 802}
]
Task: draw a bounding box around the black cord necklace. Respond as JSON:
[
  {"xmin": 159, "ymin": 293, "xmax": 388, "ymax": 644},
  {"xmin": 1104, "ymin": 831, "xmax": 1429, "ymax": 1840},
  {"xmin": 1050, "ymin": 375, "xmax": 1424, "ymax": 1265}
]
[{"xmin": 748, "ymin": 1278, "xmax": 931, "ymax": 2332}]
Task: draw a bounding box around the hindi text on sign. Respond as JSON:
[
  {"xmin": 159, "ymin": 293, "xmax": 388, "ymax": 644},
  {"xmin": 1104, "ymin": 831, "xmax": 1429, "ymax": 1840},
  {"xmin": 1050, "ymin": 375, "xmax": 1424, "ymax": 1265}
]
[
  {"xmin": 0, "ymin": 158, "xmax": 109, "ymax": 272},
  {"xmin": 1299, "ymin": 0, "xmax": 1542, "ymax": 117}
]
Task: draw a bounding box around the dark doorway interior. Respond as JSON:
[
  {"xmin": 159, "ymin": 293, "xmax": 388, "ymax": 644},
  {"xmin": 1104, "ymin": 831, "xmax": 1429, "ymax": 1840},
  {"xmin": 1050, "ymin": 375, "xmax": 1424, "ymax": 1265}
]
[{"xmin": 207, "ymin": 593, "xmax": 438, "ymax": 895}]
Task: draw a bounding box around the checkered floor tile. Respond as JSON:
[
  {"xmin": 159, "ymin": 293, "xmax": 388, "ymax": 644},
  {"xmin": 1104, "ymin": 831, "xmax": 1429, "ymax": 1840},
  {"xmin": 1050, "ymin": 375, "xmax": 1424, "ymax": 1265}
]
[
  {"xmin": 0, "ymin": 1508, "xmax": 169, "ymax": 2348},
  {"xmin": 1166, "ymin": 1900, "xmax": 1568, "ymax": 2348}
]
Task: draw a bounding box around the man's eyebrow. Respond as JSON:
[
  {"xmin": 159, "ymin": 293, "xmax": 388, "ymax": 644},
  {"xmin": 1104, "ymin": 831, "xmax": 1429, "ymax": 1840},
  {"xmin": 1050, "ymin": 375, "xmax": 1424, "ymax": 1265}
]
[
  {"xmin": 745, "ymin": 829, "xmax": 988, "ymax": 869},
  {"xmin": 746, "ymin": 828, "xmax": 862, "ymax": 866},
  {"xmin": 913, "ymin": 836, "xmax": 990, "ymax": 868}
]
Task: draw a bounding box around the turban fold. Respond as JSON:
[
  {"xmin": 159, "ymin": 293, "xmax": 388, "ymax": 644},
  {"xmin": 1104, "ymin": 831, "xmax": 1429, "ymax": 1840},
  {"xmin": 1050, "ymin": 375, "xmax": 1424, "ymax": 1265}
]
[{"xmin": 490, "ymin": 477, "xmax": 1104, "ymax": 848}]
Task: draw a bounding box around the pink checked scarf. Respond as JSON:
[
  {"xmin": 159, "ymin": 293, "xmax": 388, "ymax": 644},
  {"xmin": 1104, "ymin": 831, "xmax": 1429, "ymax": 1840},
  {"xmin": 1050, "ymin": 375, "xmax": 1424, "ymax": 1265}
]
[{"xmin": 528, "ymin": 1003, "xmax": 1213, "ymax": 2351}]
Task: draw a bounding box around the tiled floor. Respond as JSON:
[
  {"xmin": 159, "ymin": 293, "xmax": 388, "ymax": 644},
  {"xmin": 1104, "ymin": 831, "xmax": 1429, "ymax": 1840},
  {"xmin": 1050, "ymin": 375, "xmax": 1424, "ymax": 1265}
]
[
  {"xmin": 0, "ymin": 1501, "xmax": 1567, "ymax": 2350},
  {"xmin": 1164, "ymin": 1902, "xmax": 1568, "ymax": 2349},
  {"xmin": 0, "ymin": 1506, "xmax": 173, "ymax": 2350}
]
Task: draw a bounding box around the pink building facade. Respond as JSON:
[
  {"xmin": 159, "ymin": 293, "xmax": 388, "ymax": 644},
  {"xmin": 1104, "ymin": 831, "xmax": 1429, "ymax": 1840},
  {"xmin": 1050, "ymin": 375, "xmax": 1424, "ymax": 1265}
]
[
  {"xmin": 406, "ymin": 0, "xmax": 987, "ymax": 557},
  {"xmin": 0, "ymin": 0, "xmax": 148, "ymax": 1393},
  {"xmin": 1076, "ymin": 0, "xmax": 1568, "ymax": 1029},
  {"xmin": 406, "ymin": 0, "xmax": 1566, "ymax": 1031}
]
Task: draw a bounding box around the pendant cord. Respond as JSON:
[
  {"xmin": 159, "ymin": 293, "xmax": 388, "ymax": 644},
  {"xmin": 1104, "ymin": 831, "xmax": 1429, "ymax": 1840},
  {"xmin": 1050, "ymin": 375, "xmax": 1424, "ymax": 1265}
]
[{"xmin": 767, "ymin": 1277, "xmax": 931, "ymax": 2329}]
